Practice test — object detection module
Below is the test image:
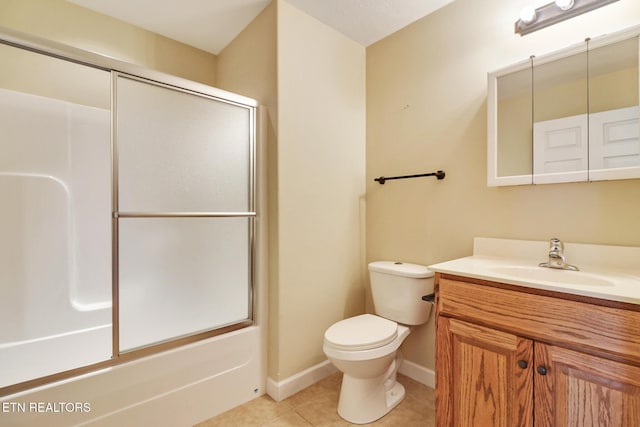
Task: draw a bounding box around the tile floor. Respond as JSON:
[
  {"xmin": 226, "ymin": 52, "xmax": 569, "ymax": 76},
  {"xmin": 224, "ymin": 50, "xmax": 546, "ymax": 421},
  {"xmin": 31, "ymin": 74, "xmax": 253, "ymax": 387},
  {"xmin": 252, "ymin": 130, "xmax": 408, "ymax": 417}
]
[{"xmin": 194, "ymin": 373, "xmax": 435, "ymax": 426}]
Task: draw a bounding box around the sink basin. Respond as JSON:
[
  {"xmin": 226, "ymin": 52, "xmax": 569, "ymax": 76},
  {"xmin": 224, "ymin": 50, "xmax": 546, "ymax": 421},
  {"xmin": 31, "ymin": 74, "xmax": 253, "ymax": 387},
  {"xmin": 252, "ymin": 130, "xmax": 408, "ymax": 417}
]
[
  {"xmin": 489, "ymin": 266, "xmax": 615, "ymax": 287},
  {"xmin": 428, "ymin": 239, "xmax": 640, "ymax": 304}
]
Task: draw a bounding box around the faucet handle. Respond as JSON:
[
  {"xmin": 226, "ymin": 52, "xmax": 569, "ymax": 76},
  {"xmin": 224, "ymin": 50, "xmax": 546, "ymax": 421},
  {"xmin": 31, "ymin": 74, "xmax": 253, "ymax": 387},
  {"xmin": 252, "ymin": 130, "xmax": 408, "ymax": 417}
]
[
  {"xmin": 540, "ymin": 238, "xmax": 579, "ymax": 271},
  {"xmin": 549, "ymin": 238, "xmax": 563, "ymax": 252}
]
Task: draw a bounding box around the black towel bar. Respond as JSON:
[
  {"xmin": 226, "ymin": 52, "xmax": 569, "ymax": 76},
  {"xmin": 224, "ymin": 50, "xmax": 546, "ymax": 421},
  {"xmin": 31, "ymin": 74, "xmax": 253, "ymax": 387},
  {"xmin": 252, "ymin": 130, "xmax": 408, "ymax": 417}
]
[{"xmin": 374, "ymin": 170, "xmax": 445, "ymax": 184}]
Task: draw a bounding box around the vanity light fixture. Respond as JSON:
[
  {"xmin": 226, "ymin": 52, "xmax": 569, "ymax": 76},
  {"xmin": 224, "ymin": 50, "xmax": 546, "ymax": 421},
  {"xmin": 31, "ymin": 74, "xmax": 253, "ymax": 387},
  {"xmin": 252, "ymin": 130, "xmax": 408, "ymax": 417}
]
[
  {"xmin": 520, "ymin": 5, "xmax": 537, "ymax": 24},
  {"xmin": 515, "ymin": 0, "xmax": 620, "ymax": 36},
  {"xmin": 555, "ymin": 0, "xmax": 575, "ymax": 10}
]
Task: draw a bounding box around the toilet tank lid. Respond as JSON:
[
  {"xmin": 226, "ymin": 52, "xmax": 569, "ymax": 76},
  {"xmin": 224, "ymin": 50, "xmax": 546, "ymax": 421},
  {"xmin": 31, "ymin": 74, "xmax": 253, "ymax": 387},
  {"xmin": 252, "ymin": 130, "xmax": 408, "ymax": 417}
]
[{"xmin": 368, "ymin": 261, "xmax": 434, "ymax": 278}]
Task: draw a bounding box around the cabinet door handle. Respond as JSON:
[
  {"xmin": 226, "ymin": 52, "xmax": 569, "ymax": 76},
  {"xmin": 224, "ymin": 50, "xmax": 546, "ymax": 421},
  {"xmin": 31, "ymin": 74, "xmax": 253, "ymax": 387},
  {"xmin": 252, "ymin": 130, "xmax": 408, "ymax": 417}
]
[
  {"xmin": 536, "ymin": 366, "xmax": 548, "ymax": 375},
  {"xmin": 517, "ymin": 360, "xmax": 528, "ymax": 369}
]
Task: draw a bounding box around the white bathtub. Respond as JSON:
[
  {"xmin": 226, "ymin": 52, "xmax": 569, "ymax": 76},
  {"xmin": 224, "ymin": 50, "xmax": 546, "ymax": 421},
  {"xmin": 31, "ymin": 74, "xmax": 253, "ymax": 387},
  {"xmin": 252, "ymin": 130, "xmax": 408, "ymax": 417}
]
[
  {"xmin": 1, "ymin": 325, "xmax": 266, "ymax": 427},
  {"xmin": 0, "ymin": 325, "xmax": 112, "ymax": 388}
]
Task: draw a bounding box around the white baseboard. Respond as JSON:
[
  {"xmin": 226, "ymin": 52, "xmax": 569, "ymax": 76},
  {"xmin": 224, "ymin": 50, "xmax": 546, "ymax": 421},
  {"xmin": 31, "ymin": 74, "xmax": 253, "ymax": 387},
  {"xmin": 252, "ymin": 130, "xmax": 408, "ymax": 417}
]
[
  {"xmin": 267, "ymin": 358, "xmax": 434, "ymax": 402},
  {"xmin": 398, "ymin": 359, "xmax": 435, "ymax": 389},
  {"xmin": 266, "ymin": 360, "xmax": 338, "ymax": 402}
]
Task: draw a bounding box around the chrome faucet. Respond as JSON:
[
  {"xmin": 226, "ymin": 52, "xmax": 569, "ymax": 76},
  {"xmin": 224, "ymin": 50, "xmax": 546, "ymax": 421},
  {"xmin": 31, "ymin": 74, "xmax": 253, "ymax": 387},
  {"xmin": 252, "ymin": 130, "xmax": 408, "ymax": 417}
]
[{"xmin": 539, "ymin": 238, "xmax": 579, "ymax": 271}]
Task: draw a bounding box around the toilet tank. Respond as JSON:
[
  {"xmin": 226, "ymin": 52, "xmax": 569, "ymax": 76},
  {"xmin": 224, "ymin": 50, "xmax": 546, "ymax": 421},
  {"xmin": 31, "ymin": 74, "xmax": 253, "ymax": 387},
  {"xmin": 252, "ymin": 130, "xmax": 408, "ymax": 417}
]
[{"xmin": 368, "ymin": 261, "xmax": 435, "ymax": 325}]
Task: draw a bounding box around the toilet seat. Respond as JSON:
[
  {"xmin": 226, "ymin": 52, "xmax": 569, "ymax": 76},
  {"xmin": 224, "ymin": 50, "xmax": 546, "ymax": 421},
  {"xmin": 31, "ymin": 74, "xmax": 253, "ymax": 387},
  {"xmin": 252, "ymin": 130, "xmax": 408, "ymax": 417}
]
[{"xmin": 324, "ymin": 314, "xmax": 397, "ymax": 351}]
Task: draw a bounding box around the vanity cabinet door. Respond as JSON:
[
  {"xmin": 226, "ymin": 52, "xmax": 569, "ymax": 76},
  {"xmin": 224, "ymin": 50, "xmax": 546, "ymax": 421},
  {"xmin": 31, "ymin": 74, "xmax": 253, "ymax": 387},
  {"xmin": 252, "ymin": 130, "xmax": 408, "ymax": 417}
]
[
  {"xmin": 534, "ymin": 343, "xmax": 640, "ymax": 426},
  {"xmin": 436, "ymin": 316, "xmax": 534, "ymax": 427}
]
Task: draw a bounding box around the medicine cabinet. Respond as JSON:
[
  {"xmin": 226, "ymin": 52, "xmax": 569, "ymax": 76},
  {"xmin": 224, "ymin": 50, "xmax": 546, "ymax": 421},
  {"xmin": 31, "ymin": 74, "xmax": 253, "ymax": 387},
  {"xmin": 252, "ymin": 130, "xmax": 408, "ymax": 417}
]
[{"xmin": 488, "ymin": 25, "xmax": 640, "ymax": 186}]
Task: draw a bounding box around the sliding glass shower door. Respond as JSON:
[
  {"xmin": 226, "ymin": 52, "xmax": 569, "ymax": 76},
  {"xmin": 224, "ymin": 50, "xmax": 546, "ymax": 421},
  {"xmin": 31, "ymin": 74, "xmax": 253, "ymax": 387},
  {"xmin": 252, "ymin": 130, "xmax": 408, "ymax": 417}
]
[
  {"xmin": 0, "ymin": 33, "xmax": 256, "ymax": 393},
  {"xmin": 114, "ymin": 74, "xmax": 255, "ymax": 352}
]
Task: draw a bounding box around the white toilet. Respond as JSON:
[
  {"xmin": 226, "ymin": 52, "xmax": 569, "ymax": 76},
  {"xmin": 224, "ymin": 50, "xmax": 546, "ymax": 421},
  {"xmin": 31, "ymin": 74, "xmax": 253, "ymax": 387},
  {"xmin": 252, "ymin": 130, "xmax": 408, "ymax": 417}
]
[{"xmin": 323, "ymin": 261, "xmax": 434, "ymax": 424}]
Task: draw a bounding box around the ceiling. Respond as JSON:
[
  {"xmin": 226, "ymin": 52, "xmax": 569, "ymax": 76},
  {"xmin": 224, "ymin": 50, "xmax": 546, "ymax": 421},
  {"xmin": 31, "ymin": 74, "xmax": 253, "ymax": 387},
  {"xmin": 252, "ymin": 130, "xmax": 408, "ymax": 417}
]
[{"xmin": 68, "ymin": 0, "xmax": 456, "ymax": 55}]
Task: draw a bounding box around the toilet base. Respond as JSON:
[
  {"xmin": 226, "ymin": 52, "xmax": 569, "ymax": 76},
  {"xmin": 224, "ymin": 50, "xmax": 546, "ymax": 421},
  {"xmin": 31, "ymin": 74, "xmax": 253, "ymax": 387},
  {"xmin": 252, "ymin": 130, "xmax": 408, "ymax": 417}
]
[{"xmin": 337, "ymin": 372, "xmax": 406, "ymax": 424}]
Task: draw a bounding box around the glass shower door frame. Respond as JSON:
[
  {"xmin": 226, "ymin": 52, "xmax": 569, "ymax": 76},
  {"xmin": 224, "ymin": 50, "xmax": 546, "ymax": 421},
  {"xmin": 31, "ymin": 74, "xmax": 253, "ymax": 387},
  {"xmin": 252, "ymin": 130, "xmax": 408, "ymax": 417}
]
[{"xmin": 111, "ymin": 71, "xmax": 257, "ymax": 358}]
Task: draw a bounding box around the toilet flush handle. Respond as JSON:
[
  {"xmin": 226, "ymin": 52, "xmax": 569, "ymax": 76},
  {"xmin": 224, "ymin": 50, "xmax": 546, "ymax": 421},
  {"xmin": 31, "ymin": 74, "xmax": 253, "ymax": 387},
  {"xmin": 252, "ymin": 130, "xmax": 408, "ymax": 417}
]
[{"xmin": 422, "ymin": 293, "xmax": 435, "ymax": 305}]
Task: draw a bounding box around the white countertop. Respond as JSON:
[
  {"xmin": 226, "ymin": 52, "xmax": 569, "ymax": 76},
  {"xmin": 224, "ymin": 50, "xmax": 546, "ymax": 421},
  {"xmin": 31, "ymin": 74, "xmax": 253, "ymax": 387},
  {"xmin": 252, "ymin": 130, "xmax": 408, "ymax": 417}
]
[{"xmin": 428, "ymin": 238, "xmax": 640, "ymax": 305}]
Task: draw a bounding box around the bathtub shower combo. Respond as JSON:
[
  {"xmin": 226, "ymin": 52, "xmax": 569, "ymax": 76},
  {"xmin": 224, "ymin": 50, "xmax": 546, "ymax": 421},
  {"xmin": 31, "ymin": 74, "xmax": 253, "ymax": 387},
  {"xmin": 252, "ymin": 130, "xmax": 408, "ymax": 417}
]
[{"xmin": 0, "ymin": 29, "xmax": 263, "ymax": 424}]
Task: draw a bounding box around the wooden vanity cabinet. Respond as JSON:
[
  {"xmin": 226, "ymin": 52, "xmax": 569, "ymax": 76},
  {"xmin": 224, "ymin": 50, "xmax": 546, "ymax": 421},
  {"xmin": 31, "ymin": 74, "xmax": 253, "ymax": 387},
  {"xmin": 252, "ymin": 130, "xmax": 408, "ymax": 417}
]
[
  {"xmin": 437, "ymin": 316, "xmax": 534, "ymax": 426},
  {"xmin": 435, "ymin": 274, "xmax": 640, "ymax": 427}
]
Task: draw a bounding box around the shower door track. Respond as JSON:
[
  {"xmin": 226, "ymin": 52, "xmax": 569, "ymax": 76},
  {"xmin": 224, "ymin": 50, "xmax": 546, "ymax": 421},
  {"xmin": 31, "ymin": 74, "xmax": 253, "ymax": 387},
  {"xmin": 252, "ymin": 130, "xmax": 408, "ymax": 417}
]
[{"xmin": 115, "ymin": 212, "xmax": 257, "ymax": 218}]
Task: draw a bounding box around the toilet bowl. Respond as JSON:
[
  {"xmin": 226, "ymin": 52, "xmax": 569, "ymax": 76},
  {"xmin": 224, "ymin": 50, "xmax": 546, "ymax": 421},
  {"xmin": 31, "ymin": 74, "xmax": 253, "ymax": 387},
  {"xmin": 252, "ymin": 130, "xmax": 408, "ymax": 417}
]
[
  {"xmin": 323, "ymin": 314, "xmax": 411, "ymax": 424},
  {"xmin": 323, "ymin": 261, "xmax": 434, "ymax": 424}
]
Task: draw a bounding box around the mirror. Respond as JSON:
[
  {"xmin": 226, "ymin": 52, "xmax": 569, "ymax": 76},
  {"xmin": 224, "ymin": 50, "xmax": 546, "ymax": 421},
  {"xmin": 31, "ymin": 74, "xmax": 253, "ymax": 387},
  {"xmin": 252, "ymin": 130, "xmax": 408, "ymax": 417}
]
[
  {"xmin": 488, "ymin": 25, "xmax": 640, "ymax": 186},
  {"xmin": 588, "ymin": 35, "xmax": 640, "ymax": 180},
  {"xmin": 488, "ymin": 59, "xmax": 534, "ymax": 186},
  {"xmin": 496, "ymin": 66, "xmax": 533, "ymax": 180},
  {"xmin": 533, "ymin": 48, "xmax": 588, "ymax": 184}
]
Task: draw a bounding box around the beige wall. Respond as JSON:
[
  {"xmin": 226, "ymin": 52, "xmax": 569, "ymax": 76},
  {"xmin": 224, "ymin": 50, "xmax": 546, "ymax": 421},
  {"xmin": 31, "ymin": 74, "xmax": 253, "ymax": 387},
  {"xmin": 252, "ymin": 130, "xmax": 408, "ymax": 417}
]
[
  {"xmin": 275, "ymin": 0, "xmax": 366, "ymax": 380},
  {"xmin": 366, "ymin": 0, "xmax": 640, "ymax": 371},
  {"xmin": 217, "ymin": 2, "xmax": 277, "ymax": 126},
  {"xmin": 0, "ymin": 42, "xmax": 111, "ymax": 108},
  {"xmin": 0, "ymin": 0, "xmax": 216, "ymax": 86},
  {"xmin": 216, "ymin": 0, "xmax": 367, "ymax": 382},
  {"xmin": 215, "ymin": 1, "xmax": 282, "ymax": 381}
]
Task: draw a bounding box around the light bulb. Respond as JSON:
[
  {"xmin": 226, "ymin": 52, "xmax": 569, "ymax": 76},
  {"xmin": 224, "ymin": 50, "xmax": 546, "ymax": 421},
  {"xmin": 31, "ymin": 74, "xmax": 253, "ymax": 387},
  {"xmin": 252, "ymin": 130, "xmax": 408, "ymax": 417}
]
[
  {"xmin": 519, "ymin": 5, "xmax": 537, "ymax": 24},
  {"xmin": 555, "ymin": 0, "xmax": 575, "ymax": 10}
]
